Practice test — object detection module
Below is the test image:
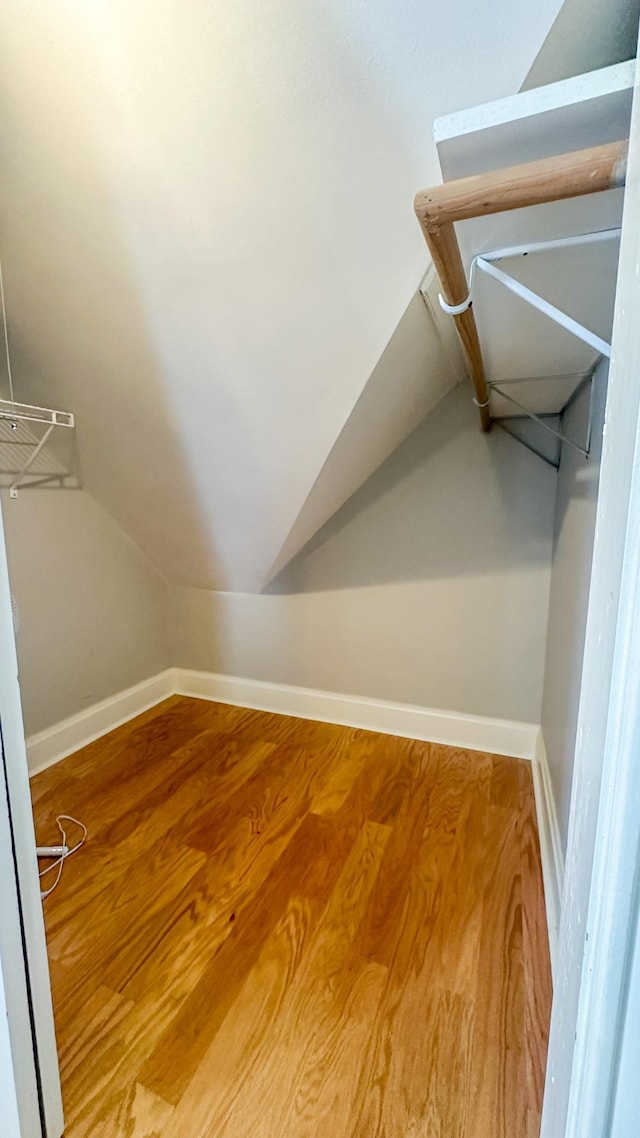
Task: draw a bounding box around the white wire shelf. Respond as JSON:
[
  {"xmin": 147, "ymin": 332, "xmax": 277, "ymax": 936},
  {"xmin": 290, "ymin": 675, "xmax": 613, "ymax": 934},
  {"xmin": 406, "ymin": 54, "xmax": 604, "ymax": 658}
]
[
  {"xmin": 0, "ymin": 400, "xmax": 76, "ymax": 497},
  {"xmin": 425, "ymin": 227, "xmax": 619, "ymax": 465},
  {"xmin": 0, "ymin": 400, "xmax": 74, "ymax": 429}
]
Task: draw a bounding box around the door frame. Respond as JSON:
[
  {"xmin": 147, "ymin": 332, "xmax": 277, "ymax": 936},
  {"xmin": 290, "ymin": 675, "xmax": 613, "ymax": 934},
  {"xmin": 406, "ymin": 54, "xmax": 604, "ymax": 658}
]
[
  {"xmin": 0, "ymin": 495, "xmax": 63, "ymax": 1138},
  {"xmin": 0, "ymin": 950, "xmax": 24, "ymax": 1137},
  {"xmin": 541, "ymin": 33, "xmax": 640, "ymax": 1138},
  {"xmin": 0, "ymin": 749, "xmax": 37, "ymax": 1138}
]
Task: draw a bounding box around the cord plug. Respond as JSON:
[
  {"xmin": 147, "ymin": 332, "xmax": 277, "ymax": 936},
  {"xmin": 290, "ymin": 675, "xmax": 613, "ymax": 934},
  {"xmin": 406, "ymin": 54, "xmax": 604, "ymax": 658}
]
[{"xmin": 36, "ymin": 845, "xmax": 69, "ymax": 859}]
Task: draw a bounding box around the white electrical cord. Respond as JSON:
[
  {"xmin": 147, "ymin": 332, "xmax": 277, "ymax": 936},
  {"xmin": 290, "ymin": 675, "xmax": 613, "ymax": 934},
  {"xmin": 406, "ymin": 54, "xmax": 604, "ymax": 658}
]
[{"xmin": 39, "ymin": 815, "xmax": 87, "ymax": 899}]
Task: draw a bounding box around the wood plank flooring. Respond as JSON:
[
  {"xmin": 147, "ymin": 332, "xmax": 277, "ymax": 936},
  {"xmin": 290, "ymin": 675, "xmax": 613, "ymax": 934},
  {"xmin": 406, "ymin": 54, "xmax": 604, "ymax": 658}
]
[{"xmin": 30, "ymin": 696, "xmax": 552, "ymax": 1137}]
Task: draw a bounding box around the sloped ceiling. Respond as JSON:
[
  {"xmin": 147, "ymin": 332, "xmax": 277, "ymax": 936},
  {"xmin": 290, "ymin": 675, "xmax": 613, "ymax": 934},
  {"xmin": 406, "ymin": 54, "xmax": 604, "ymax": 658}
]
[{"xmin": 0, "ymin": 0, "xmax": 564, "ymax": 591}]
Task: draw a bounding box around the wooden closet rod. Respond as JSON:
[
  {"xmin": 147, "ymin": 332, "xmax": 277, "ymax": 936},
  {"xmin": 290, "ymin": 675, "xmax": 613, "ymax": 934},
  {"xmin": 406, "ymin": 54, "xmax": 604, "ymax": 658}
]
[{"xmin": 414, "ymin": 139, "xmax": 629, "ymax": 431}]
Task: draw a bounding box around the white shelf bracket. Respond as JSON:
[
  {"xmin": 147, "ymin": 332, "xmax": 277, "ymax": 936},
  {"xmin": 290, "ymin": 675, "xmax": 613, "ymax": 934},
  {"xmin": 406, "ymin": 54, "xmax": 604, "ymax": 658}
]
[
  {"xmin": 0, "ymin": 400, "xmax": 76, "ymax": 496},
  {"xmin": 9, "ymin": 423, "xmax": 55, "ymax": 498}
]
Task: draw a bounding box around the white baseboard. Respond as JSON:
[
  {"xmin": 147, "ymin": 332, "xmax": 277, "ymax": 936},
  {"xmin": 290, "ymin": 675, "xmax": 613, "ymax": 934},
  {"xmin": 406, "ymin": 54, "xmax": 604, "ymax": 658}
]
[
  {"xmin": 27, "ymin": 665, "xmax": 540, "ymax": 780},
  {"xmin": 532, "ymin": 729, "xmax": 565, "ymax": 979},
  {"xmin": 173, "ymin": 668, "xmax": 539, "ymax": 759},
  {"xmin": 26, "ymin": 669, "xmax": 175, "ymax": 776}
]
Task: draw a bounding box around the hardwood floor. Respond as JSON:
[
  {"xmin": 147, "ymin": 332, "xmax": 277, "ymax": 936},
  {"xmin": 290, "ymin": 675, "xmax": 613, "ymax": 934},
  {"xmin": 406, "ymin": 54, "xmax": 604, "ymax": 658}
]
[{"xmin": 30, "ymin": 696, "xmax": 552, "ymax": 1137}]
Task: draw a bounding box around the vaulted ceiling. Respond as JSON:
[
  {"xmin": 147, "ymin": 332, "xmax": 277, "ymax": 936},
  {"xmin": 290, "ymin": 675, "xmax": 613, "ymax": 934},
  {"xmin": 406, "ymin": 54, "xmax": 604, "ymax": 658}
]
[{"xmin": 0, "ymin": 0, "xmax": 567, "ymax": 590}]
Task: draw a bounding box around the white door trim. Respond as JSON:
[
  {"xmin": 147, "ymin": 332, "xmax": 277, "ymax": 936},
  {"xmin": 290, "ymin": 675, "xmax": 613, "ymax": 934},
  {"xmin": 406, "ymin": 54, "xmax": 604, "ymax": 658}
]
[
  {"xmin": 542, "ymin": 33, "xmax": 640, "ymax": 1138},
  {"xmin": 0, "ymin": 951, "xmax": 22, "ymax": 1138},
  {"xmin": 0, "ymin": 494, "xmax": 64, "ymax": 1137}
]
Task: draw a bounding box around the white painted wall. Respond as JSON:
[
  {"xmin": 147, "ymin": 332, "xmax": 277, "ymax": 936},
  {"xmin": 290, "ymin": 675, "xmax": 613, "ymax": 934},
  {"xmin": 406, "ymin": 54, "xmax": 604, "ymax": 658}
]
[
  {"xmin": 266, "ymin": 289, "xmax": 458, "ymax": 583},
  {"xmin": 540, "ymin": 359, "xmax": 608, "ymax": 851},
  {"xmin": 170, "ymin": 387, "xmax": 556, "ymax": 724},
  {"xmin": 0, "ymin": 487, "xmax": 169, "ymax": 739},
  {"xmin": 0, "ymin": 0, "xmax": 563, "ymax": 592}
]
